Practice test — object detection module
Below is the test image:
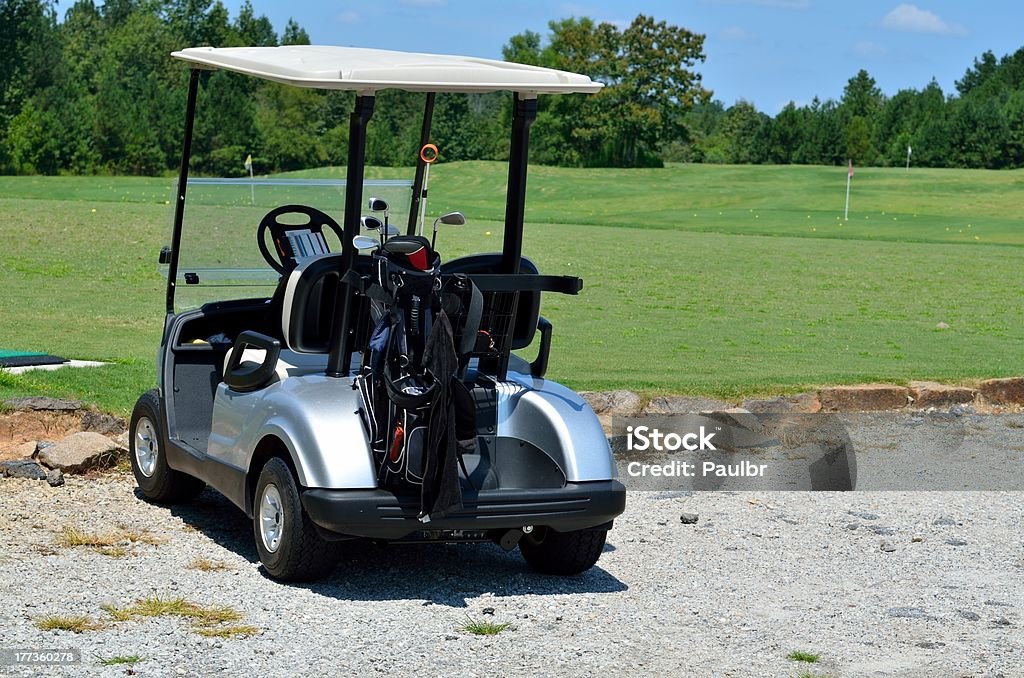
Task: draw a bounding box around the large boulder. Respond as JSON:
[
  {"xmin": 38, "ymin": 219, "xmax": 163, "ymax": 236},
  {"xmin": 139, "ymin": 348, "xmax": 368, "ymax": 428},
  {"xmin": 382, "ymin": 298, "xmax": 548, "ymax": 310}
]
[
  {"xmin": 36, "ymin": 432, "xmax": 120, "ymax": 474},
  {"xmin": 977, "ymin": 378, "xmax": 1024, "ymax": 405},
  {"xmin": 2, "ymin": 397, "xmax": 82, "ymax": 412},
  {"xmin": 644, "ymin": 396, "xmax": 732, "ymax": 415},
  {"xmin": 908, "ymin": 381, "xmax": 975, "ymax": 409},
  {"xmin": 818, "ymin": 384, "xmax": 909, "ymax": 411},
  {"xmin": 0, "ymin": 459, "xmax": 47, "ymax": 480}
]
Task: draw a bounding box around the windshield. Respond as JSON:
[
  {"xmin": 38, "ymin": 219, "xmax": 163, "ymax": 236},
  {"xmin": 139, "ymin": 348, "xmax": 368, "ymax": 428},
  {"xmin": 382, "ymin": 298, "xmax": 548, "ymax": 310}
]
[{"xmin": 161, "ymin": 177, "xmax": 413, "ymax": 310}]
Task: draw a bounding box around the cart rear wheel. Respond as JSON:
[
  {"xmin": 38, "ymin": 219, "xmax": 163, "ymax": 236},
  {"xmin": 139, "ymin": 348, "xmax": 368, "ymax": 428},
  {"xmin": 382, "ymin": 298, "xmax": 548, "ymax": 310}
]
[
  {"xmin": 519, "ymin": 526, "xmax": 608, "ymax": 575},
  {"xmin": 130, "ymin": 390, "xmax": 205, "ymax": 503},
  {"xmin": 253, "ymin": 457, "xmax": 338, "ymax": 581}
]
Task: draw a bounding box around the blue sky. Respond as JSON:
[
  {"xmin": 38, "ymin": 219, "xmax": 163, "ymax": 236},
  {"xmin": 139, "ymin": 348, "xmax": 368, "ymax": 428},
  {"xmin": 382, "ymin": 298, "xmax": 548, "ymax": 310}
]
[{"xmin": 216, "ymin": 0, "xmax": 1023, "ymax": 113}]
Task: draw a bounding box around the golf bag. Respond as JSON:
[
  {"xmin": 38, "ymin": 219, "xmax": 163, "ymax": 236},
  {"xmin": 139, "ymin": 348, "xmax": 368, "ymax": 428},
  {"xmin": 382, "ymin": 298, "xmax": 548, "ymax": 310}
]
[{"xmin": 354, "ymin": 236, "xmax": 482, "ymax": 522}]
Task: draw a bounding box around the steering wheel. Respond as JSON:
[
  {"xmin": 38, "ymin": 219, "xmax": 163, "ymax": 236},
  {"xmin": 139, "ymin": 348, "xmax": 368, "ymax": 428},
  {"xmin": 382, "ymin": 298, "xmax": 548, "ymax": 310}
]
[{"xmin": 257, "ymin": 204, "xmax": 344, "ymax": 274}]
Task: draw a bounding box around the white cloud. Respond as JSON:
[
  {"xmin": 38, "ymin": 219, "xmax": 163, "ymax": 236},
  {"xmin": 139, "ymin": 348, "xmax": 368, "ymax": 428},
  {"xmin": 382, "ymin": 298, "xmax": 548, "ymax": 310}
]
[
  {"xmin": 854, "ymin": 40, "xmax": 888, "ymax": 58},
  {"xmin": 881, "ymin": 4, "xmax": 966, "ymax": 35},
  {"xmin": 721, "ymin": 26, "xmax": 755, "ymax": 42},
  {"xmin": 336, "ymin": 10, "xmax": 359, "ymax": 24}
]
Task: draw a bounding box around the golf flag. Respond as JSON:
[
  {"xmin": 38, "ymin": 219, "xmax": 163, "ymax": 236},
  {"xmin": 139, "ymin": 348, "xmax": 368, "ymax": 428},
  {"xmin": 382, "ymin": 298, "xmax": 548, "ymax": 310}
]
[
  {"xmin": 848, "ymin": 159, "xmax": 854, "ymax": 178},
  {"xmin": 844, "ymin": 159, "xmax": 853, "ymax": 221},
  {"xmin": 244, "ymin": 154, "xmax": 253, "ymax": 171}
]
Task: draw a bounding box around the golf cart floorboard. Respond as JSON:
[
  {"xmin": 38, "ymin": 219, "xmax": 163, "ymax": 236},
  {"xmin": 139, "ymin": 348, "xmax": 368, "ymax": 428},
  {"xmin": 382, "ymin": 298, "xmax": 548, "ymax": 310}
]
[{"xmin": 301, "ymin": 480, "xmax": 625, "ymax": 540}]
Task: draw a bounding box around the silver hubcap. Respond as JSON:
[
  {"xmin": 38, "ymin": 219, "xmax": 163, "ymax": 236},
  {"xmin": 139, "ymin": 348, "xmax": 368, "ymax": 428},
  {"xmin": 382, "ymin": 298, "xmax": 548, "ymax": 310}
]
[
  {"xmin": 134, "ymin": 417, "xmax": 158, "ymax": 478},
  {"xmin": 259, "ymin": 484, "xmax": 285, "ymax": 553}
]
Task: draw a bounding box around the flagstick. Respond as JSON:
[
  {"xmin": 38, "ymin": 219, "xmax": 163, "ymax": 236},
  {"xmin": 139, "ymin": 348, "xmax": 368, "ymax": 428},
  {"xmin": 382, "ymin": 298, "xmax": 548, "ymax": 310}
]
[
  {"xmin": 906, "ymin": 146, "xmax": 912, "ymax": 172},
  {"xmin": 844, "ymin": 169, "xmax": 851, "ymax": 221},
  {"xmin": 249, "ymin": 164, "xmax": 255, "ymax": 206}
]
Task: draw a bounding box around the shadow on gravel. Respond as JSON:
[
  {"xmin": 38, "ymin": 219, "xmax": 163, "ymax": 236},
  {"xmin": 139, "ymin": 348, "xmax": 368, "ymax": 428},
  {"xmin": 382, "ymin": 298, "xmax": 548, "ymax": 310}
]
[{"xmin": 156, "ymin": 488, "xmax": 628, "ymax": 607}]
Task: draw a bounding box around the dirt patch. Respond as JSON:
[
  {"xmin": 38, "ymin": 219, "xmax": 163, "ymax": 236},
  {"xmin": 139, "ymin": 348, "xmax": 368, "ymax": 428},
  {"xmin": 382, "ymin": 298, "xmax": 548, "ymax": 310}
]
[{"xmin": 0, "ymin": 411, "xmax": 84, "ymax": 459}]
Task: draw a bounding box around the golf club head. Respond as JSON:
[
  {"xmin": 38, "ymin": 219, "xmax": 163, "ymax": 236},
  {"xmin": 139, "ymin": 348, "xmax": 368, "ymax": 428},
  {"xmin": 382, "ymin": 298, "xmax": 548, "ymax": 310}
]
[
  {"xmin": 437, "ymin": 211, "xmax": 466, "ymax": 226},
  {"xmin": 367, "ymin": 197, "xmax": 389, "ymax": 213},
  {"xmin": 352, "ymin": 235, "xmax": 379, "ymax": 250},
  {"xmin": 360, "ymin": 215, "xmax": 384, "ymax": 232},
  {"xmin": 382, "ymin": 224, "xmax": 400, "ymax": 237}
]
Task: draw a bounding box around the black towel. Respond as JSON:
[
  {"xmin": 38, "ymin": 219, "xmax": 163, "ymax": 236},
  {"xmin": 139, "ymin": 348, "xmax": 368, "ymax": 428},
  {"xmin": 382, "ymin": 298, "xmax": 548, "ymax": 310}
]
[{"xmin": 419, "ymin": 309, "xmax": 463, "ymax": 521}]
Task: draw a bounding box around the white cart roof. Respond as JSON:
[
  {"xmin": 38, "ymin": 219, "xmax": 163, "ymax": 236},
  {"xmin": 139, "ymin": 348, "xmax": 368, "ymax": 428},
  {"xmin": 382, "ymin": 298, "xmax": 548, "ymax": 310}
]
[{"xmin": 171, "ymin": 45, "xmax": 603, "ymax": 95}]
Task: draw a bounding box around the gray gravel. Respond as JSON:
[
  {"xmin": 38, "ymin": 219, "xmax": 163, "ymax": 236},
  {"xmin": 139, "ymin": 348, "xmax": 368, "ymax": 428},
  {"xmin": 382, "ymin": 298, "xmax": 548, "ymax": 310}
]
[{"xmin": 1, "ymin": 472, "xmax": 1021, "ymax": 677}]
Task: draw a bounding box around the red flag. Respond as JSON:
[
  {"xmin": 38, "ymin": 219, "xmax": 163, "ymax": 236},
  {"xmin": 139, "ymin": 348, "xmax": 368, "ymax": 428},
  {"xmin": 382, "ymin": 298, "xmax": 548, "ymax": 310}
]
[{"xmin": 848, "ymin": 159, "xmax": 854, "ymax": 178}]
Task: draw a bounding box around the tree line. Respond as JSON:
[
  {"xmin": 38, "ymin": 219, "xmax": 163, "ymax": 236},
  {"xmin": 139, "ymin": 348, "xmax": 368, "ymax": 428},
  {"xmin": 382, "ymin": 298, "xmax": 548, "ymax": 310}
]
[{"xmin": 2, "ymin": 0, "xmax": 1023, "ymax": 175}]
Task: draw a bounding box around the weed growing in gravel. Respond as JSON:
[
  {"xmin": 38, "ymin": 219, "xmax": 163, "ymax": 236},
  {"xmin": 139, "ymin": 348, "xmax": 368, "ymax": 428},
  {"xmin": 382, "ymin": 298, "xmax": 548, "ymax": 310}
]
[
  {"xmin": 102, "ymin": 597, "xmax": 258, "ymax": 638},
  {"xmin": 56, "ymin": 525, "xmax": 164, "ymax": 556},
  {"xmin": 188, "ymin": 556, "xmax": 234, "ymax": 571},
  {"xmin": 788, "ymin": 650, "xmax": 821, "ymax": 663},
  {"xmin": 194, "ymin": 625, "xmax": 260, "ymax": 638},
  {"xmin": 96, "ymin": 654, "xmax": 143, "ymax": 666},
  {"xmin": 460, "ymin": 617, "xmax": 513, "ymax": 636},
  {"xmin": 35, "ymin": 615, "xmax": 105, "ymax": 633}
]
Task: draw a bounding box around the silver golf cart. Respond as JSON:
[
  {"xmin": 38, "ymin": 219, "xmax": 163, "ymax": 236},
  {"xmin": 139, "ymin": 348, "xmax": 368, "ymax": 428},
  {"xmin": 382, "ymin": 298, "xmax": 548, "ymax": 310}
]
[{"xmin": 130, "ymin": 45, "xmax": 625, "ymax": 581}]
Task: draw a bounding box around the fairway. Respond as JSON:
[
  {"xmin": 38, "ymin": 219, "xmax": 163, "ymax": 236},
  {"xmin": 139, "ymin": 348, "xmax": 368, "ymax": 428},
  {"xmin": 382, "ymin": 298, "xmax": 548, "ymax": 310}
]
[{"xmin": 1, "ymin": 163, "xmax": 1023, "ymax": 414}]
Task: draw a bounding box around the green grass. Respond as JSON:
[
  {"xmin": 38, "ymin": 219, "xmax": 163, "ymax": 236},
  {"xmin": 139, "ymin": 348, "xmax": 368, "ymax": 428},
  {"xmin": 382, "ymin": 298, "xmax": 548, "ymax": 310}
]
[
  {"xmin": 788, "ymin": 650, "xmax": 821, "ymax": 663},
  {"xmin": 96, "ymin": 654, "xmax": 143, "ymax": 666},
  {"xmin": 1, "ymin": 162, "xmax": 1023, "ymax": 413},
  {"xmin": 460, "ymin": 616, "xmax": 513, "ymax": 635}
]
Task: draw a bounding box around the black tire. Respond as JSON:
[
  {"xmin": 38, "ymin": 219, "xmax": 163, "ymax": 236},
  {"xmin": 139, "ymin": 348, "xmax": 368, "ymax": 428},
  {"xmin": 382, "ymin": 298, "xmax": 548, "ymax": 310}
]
[
  {"xmin": 129, "ymin": 390, "xmax": 205, "ymax": 503},
  {"xmin": 253, "ymin": 457, "xmax": 338, "ymax": 582},
  {"xmin": 519, "ymin": 527, "xmax": 608, "ymax": 575}
]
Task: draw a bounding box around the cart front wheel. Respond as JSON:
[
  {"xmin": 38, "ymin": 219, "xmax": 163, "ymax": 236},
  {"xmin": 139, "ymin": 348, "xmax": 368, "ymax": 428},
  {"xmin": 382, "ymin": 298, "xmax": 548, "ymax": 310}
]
[{"xmin": 130, "ymin": 390, "xmax": 205, "ymax": 503}]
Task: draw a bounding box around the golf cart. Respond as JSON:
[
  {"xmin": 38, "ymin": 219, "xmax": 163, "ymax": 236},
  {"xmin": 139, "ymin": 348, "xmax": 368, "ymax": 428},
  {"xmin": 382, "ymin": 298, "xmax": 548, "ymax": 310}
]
[{"xmin": 130, "ymin": 45, "xmax": 625, "ymax": 581}]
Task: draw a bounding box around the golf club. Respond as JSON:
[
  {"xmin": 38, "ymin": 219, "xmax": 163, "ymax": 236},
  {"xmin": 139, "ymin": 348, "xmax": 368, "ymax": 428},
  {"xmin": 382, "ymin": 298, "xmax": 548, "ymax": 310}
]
[
  {"xmin": 352, "ymin": 235, "xmax": 380, "ymax": 250},
  {"xmin": 367, "ymin": 197, "xmax": 390, "ymax": 242},
  {"xmin": 360, "ymin": 215, "xmax": 385, "ymax": 246},
  {"xmin": 417, "ymin": 143, "xmax": 438, "ymax": 236},
  {"xmin": 431, "ymin": 211, "xmax": 466, "ymax": 250}
]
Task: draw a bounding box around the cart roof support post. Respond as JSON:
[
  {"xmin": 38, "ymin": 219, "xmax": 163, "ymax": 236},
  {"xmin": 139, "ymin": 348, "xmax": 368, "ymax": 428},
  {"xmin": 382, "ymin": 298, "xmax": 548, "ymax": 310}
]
[
  {"xmin": 165, "ymin": 68, "xmax": 201, "ymax": 315},
  {"xmin": 327, "ymin": 94, "xmax": 376, "ymax": 378},
  {"xmin": 501, "ymin": 93, "xmax": 537, "ymax": 275},
  {"xmin": 407, "ymin": 92, "xmax": 436, "ymax": 235}
]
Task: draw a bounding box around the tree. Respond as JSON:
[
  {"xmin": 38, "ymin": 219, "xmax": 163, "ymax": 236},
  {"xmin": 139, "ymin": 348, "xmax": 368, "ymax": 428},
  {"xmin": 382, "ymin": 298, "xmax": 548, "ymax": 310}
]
[
  {"xmin": 504, "ymin": 14, "xmax": 710, "ymax": 167},
  {"xmin": 282, "ymin": 18, "xmax": 309, "ymax": 46}
]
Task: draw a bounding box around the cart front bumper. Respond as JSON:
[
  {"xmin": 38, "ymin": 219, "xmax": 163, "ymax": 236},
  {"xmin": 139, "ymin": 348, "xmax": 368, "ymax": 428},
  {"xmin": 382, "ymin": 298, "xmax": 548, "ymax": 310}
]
[{"xmin": 301, "ymin": 480, "xmax": 626, "ymax": 540}]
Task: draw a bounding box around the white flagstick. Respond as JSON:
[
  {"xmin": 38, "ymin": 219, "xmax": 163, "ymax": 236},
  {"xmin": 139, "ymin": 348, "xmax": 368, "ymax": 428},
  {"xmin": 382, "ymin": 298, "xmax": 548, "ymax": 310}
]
[
  {"xmin": 844, "ymin": 159, "xmax": 853, "ymax": 221},
  {"xmin": 906, "ymin": 145, "xmax": 912, "ymax": 172},
  {"xmin": 245, "ymin": 153, "xmax": 255, "ymax": 205}
]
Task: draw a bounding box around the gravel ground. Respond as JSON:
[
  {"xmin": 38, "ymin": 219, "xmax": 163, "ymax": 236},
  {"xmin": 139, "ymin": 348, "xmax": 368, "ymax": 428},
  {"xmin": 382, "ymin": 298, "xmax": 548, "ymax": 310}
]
[{"xmin": 1, "ymin": 467, "xmax": 1021, "ymax": 677}]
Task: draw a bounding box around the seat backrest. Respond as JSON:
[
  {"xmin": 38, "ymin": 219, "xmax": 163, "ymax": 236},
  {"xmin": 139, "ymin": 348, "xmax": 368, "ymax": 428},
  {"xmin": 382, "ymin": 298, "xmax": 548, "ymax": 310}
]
[
  {"xmin": 281, "ymin": 253, "xmax": 344, "ymax": 353},
  {"xmin": 440, "ymin": 254, "xmax": 541, "ymax": 350}
]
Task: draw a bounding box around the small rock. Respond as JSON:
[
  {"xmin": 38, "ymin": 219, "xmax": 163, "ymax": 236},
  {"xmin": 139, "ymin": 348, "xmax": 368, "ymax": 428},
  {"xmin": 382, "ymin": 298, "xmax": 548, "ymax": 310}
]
[
  {"xmin": 935, "ymin": 322, "xmax": 950, "ymax": 330},
  {"xmin": 932, "ymin": 516, "xmax": 957, "ymax": 526},
  {"xmin": 915, "ymin": 641, "xmax": 945, "ymax": 649},
  {"xmin": 849, "ymin": 511, "xmax": 880, "ymax": 521},
  {"xmin": 845, "ymin": 523, "xmax": 860, "ymax": 531},
  {"xmin": 0, "ymin": 459, "xmax": 47, "ymax": 480},
  {"xmin": 869, "ymin": 526, "xmax": 894, "ymax": 536},
  {"xmin": 993, "ymin": 617, "xmax": 1012, "ymax": 627},
  {"xmin": 985, "ymin": 600, "xmax": 1013, "ymax": 608},
  {"xmin": 482, "ymin": 607, "xmax": 495, "ymax": 616},
  {"xmin": 957, "ymin": 610, "xmax": 981, "ymax": 621},
  {"xmin": 37, "ymin": 432, "xmax": 120, "ymax": 474},
  {"xmin": 46, "ymin": 469, "xmax": 64, "ymax": 487},
  {"xmin": 445, "ymin": 634, "xmax": 458, "ymax": 641},
  {"xmin": 887, "ymin": 606, "xmax": 931, "ymax": 619},
  {"xmin": 911, "ymin": 535, "xmax": 925, "ymax": 543},
  {"xmin": 945, "ymin": 538, "xmax": 968, "ymax": 547},
  {"xmin": 80, "ymin": 410, "xmax": 127, "ymax": 436},
  {"xmin": 880, "ymin": 540, "xmax": 897, "ymax": 552},
  {"xmin": 679, "ymin": 512, "xmax": 699, "ymax": 525}
]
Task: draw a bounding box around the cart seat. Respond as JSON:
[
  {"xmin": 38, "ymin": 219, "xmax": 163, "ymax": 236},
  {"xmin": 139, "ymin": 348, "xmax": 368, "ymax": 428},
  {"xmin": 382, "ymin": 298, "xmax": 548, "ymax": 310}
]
[{"xmin": 223, "ymin": 253, "xmax": 342, "ymax": 391}]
